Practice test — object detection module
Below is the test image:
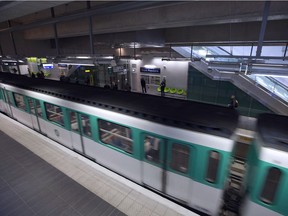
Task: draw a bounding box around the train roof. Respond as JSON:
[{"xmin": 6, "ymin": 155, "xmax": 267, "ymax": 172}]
[
  {"xmin": 257, "ymin": 113, "xmax": 288, "ymax": 152},
  {"xmin": 0, "ymin": 73, "xmax": 239, "ymax": 138}
]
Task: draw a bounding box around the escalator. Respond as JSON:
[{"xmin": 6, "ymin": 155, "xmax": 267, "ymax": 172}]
[{"xmin": 173, "ymin": 46, "xmax": 288, "ymax": 115}]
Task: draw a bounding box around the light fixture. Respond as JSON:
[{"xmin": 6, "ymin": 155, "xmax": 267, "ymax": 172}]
[
  {"xmin": 162, "ymin": 57, "xmax": 191, "ymax": 61},
  {"xmin": 61, "ymin": 62, "xmax": 95, "ymax": 66},
  {"xmin": 143, "ymin": 64, "xmax": 156, "ymax": 69},
  {"xmin": 76, "ymin": 56, "xmax": 91, "ymax": 59}
]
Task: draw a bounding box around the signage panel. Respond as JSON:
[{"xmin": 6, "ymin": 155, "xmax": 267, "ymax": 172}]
[{"xmin": 140, "ymin": 67, "xmax": 160, "ymax": 73}]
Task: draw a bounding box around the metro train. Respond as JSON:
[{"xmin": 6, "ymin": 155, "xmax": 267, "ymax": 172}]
[{"xmin": 0, "ymin": 73, "xmax": 287, "ymax": 216}]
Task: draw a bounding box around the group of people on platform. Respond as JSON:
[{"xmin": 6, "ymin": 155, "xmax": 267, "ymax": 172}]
[
  {"xmin": 141, "ymin": 77, "xmax": 166, "ymax": 96},
  {"xmin": 30, "ymin": 69, "xmax": 45, "ymax": 79},
  {"xmin": 28, "ymin": 69, "xmax": 239, "ymax": 108}
]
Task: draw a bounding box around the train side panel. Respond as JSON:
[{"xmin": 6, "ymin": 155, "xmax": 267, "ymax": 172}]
[
  {"xmin": 44, "ymin": 122, "xmax": 73, "ymax": 149},
  {"xmin": 190, "ymin": 182, "xmax": 223, "ymax": 215},
  {"xmin": 0, "ymin": 89, "xmax": 5, "ymax": 112},
  {"xmin": 242, "ymin": 135, "xmax": 288, "ymax": 216},
  {"xmin": 0, "ymin": 82, "xmax": 236, "ymax": 216},
  {"xmin": 83, "ymin": 137, "xmax": 142, "ymax": 183},
  {"xmin": 10, "ymin": 106, "xmax": 33, "ymax": 128}
]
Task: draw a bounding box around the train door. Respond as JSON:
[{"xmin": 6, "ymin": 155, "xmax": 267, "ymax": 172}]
[
  {"xmin": 27, "ymin": 97, "xmax": 41, "ymax": 132},
  {"xmin": 142, "ymin": 134, "xmax": 167, "ymax": 192},
  {"xmin": 166, "ymin": 142, "xmax": 192, "ymax": 202},
  {"xmin": 69, "ymin": 110, "xmax": 85, "ymax": 154},
  {"xmin": 3, "ymin": 88, "xmax": 14, "ymax": 118},
  {"xmin": 0, "ymin": 88, "xmax": 4, "ymax": 112}
]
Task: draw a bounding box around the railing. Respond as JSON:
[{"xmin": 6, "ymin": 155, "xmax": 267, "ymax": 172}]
[{"xmin": 248, "ymin": 75, "xmax": 288, "ymax": 103}]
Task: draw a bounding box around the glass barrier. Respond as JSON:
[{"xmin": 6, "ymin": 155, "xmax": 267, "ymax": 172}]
[{"xmin": 248, "ymin": 75, "xmax": 288, "ymax": 102}]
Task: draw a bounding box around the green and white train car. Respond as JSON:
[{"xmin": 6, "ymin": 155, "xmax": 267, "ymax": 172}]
[
  {"xmin": 242, "ymin": 113, "xmax": 288, "ymax": 216},
  {"xmin": 0, "ymin": 73, "xmax": 239, "ymax": 215}
]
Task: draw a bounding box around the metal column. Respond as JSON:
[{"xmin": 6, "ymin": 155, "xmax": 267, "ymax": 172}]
[
  {"xmin": 51, "ymin": 8, "xmax": 60, "ymax": 56},
  {"xmin": 87, "ymin": 1, "xmax": 95, "ymax": 55},
  {"xmin": 8, "ymin": 20, "xmax": 20, "ymax": 75},
  {"xmin": 256, "ymin": 1, "xmax": 271, "ymax": 57}
]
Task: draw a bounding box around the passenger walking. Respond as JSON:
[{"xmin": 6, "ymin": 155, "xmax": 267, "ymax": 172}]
[
  {"xmin": 160, "ymin": 77, "xmax": 166, "ymax": 97},
  {"xmin": 229, "ymin": 95, "xmax": 239, "ymax": 109},
  {"xmin": 141, "ymin": 78, "xmax": 146, "ymax": 93}
]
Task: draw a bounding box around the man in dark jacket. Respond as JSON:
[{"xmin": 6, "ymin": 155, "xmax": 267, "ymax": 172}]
[{"xmin": 141, "ymin": 78, "xmax": 146, "ymax": 93}]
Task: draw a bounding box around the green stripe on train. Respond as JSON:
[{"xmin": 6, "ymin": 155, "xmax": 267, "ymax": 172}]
[{"xmin": 246, "ymin": 142, "xmax": 288, "ymax": 215}]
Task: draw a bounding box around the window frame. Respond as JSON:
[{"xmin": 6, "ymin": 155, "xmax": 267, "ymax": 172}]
[
  {"xmin": 80, "ymin": 113, "xmax": 92, "ymax": 138},
  {"xmin": 98, "ymin": 119, "xmax": 133, "ymax": 154},
  {"xmin": 44, "ymin": 102, "xmax": 64, "ymax": 127},
  {"xmin": 259, "ymin": 167, "xmax": 282, "ymax": 205},
  {"xmin": 170, "ymin": 143, "xmax": 190, "ymax": 174},
  {"xmin": 143, "ymin": 134, "xmax": 163, "ymax": 165},
  {"xmin": 13, "ymin": 92, "xmax": 26, "ymax": 111},
  {"xmin": 205, "ymin": 151, "xmax": 221, "ymax": 184}
]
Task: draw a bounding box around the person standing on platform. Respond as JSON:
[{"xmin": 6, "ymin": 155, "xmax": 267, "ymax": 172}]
[
  {"xmin": 141, "ymin": 78, "xmax": 146, "ymax": 93},
  {"xmin": 40, "ymin": 70, "xmax": 45, "ymax": 79},
  {"xmin": 60, "ymin": 72, "xmax": 65, "ymax": 82},
  {"xmin": 160, "ymin": 77, "xmax": 166, "ymax": 97}
]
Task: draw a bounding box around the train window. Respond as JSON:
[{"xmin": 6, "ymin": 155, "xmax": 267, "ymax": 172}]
[
  {"xmin": 144, "ymin": 135, "xmax": 161, "ymax": 163},
  {"xmin": 260, "ymin": 167, "xmax": 282, "ymax": 204},
  {"xmin": 70, "ymin": 112, "xmax": 79, "ymax": 132},
  {"xmin": 45, "ymin": 103, "xmax": 64, "ymax": 126},
  {"xmin": 170, "ymin": 144, "xmax": 190, "ymax": 173},
  {"xmin": 206, "ymin": 151, "xmax": 220, "ymax": 183},
  {"xmin": 14, "ymin": 93, "xmax": 26, "ymax": 111},
  {"xmin": 98, "ymin": 119, "xmax": 133, "ymax": 154},
  {"xmin": 35, "ymin": 100, "xmax": 43, "ymax": 117},
  {"xmin": 81, "ymin": 114, "xmax": 91, "ymax": 137},
  {"xmin": 7, "ymin": 91, "xmax": 14, "ymax": 105},
  {"xmin": 28, "ymin": 98, "xmax": 35, "ymax": 114}
]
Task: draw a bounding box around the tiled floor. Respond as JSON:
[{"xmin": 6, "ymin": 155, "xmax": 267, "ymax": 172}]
[
  {"xmin": 0, "ymin": 114, "xmax": 198, "ymax": 216},
  {"xmin": 0, "ymin": 130, "xmax": 126, "ymax": 216}
]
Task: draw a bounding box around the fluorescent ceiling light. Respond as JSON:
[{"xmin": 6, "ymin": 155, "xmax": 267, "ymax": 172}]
[
  {"xmin": 2, "ymin": 59, "xmax": 17, "ymax": 62},
  {"xmin": 76, "ymin": 56, "xmax": 91, "ymax": 59},
  {"xmin": 144, "ymin": 64, "xmax": 156, "ymax": 69},
  {"xmin": 101, "ymin": 56, "xmax": 114, "ymax": 59},
  {"xmin": 61, "ymin": 62, "xmax": 95, "ymax": 66}
]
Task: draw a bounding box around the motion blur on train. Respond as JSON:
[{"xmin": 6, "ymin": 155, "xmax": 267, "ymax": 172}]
[{"xmin": 0, "ymin": 73, "xmax": 287, "ymax": 216}]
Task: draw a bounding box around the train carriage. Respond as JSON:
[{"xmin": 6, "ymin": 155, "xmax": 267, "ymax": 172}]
[
  {"xmin": 0, "ymin": 73, "xmax": 239, "ymax": 215},
  {"xmin": 242, "ymin": 113, "xmax": 288, "ymax": 216}
]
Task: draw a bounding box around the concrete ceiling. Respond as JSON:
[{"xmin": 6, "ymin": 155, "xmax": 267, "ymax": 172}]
[
  {"xmin": 0, "ymin": 1, "xmax": 73, "ymax": 23},
  {"xmin": 0, "ymin": 1, "xmax": 287, "ymax": 57}
]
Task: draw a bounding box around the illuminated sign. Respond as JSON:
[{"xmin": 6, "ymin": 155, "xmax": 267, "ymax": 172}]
[
  {"xmin": 140, "ymin": 67, "xmax": 160, "ymax": 73},
  {"xmin": 58, "ymin": 64, "xmax": 67, "ymax": 69},
  {"xmin": 43, "ymin": 64, "xmax": 53, "ymax": 69},
  {"xmin": 85, "ymin": 70, "xmax": 91, "ymax": 73}
]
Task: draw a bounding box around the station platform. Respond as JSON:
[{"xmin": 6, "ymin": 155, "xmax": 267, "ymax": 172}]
[{"xmin": 0, "ymin": 113, "xmax": 199, "ymax": 216}]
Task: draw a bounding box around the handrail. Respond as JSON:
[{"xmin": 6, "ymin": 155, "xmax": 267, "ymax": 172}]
[
  {"xmin": 246, "ymin": 75, "xmax": 288, "ymax": 105},
  {"xmin": 267, "ymin": 77, "xmax": 288, "ymax": 92}
]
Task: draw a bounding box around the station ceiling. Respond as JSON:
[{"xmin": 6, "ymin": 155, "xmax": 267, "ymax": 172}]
[{"xmin": 0, "ymin": 1, "xmax": 287, "ymax": 55}]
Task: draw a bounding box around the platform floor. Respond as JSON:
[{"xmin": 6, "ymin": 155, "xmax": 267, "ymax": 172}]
[{"xmin": 0, "ymin": 114, "xmax": 198, "ymax": 216}]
